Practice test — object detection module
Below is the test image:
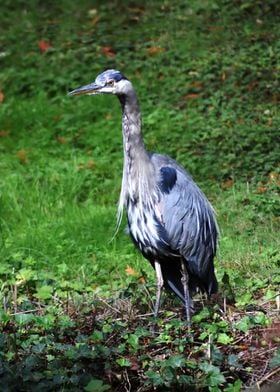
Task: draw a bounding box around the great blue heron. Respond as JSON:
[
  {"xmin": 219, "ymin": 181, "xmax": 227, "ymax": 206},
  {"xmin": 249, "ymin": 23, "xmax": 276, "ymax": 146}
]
[{"xmin": 69, "ymin": 69, "xmax": 218, "ymax": 323}]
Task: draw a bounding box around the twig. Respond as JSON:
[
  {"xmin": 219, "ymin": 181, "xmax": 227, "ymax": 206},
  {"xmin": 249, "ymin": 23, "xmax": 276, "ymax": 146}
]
[
  {"xmin": 141, "ymin": 284, "xmax": 155, "ymax": 312},
  {"xmin": 256, "ymin": 346, "xmax": 278, "ymax": 358},
  {"xmin": 135, "ymin": 311, "xmax": 155, "ymax": 319},
  {"xmin": 97, "ymin": 297, "xmax": 122, "ymax": 314},
  {"xmin": 13, "ymin": 284, "xmax": 17, "ymax": 314},
  {"xmin": 9, "ymin": 308, "xmax": 42, "ymax": 316},
  {"xmin": 207, "ymin": 334, "xmax": 213, "ymax": 361},
  {"xmin": 259, "ymin": 359, "xmax": 269, "ymax": 383},
  {"xmin": 124, "ymin": 369, "xmax": 131, "ymax": 392},
  {"xmin": 259, "ymin": 293, "xmax": 280, "ymax": 307},
  {"xmin": 256, "ymin": 366, "xmax": 280, "ymax": 388},
  {"xmin": 231, "ymin": 336, "xmax": 246, "ymax": 346},
  {"xmin": 223, "ymin": 296, "xmax": 227, "ymax": 315}
]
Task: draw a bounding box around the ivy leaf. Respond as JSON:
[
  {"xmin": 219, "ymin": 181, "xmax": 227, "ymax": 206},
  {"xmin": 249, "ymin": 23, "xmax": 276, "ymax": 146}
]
[
  {"xmin": 84, "ymin": 379, "xmax": 110, "ymax": 392},
  {"xmin": 227, "ymin": 354, "xmax": 243, "ymax": 369},
  {"xmin": 15, "ymin": 313, "xmax": 35, "ymax": 325},
  {"xmin": 192, "ymin": 307, "xmax": 210, "ymax": 323},
  {"xmin": 217, "ymin": 333, "xmax": 233, "ymax": 345},
  {"xmin": 235, "ymin": 316, "xmax": 252, "ymax": 333},
  {"xmin": 126, "ymin": 334, "xmax": 139, "ymax": 350},
  {"xmin": 16, "ymin": 268, "xmax": 36, "ymax": 285},
  {"xmin": 90, "ymin": 330, "xmax": 103, "ymax": 343},
  {"xmin": 269, "ymin": 348, "xmax": 280, "ymax": 369},
  {"xmin": 224, "ymin": 379, "xmax": 242, "ymax": 392},
  {"xmin": 116, "ymin": 358, "xmax": 131, "ymax": 367},
  {"xmin": 35, "ymin": 285, "xmax": 53, "ymax": 300},
  {"xmin": 199, "ymin": 362, "xmax": 226, "ymax": 387},
  {"xmin": 166, "ymin": 354, "xmax": 185, "ymax": 368}
]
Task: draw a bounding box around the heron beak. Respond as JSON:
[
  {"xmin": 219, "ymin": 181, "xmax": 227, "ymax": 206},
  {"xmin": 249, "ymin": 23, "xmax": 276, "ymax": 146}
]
[{"xmin": 68, "ymin": 82, "xmax": 101, "ymax": 96}]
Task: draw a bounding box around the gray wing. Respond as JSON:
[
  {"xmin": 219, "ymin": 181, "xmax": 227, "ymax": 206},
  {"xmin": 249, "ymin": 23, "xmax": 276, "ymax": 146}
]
[{"xmin": 151, "ymin": 153, "xmax": 218, "ymax": 291}]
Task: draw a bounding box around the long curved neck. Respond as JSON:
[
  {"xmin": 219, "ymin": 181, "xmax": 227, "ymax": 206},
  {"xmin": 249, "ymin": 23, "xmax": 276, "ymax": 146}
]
[
  {"xmin": 118, "ymin": 91, "xmax": 147, "ymax": 166},
  {"xmin": 117, "ymin": 89, "xmax": 154, "ymax": 220},
  {"xmin": 115, "ymin": 86, "xmax": 158, "ymax": 232}
]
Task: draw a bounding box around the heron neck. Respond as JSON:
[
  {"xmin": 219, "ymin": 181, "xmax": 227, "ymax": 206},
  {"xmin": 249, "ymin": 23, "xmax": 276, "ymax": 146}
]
[
  {"xmin": 118, "ymin": 92, "xmax": 154, "ymax": 205},
  {"xmin": 118, "ymin": 92, "xmax": 148, "ymax": 165}
]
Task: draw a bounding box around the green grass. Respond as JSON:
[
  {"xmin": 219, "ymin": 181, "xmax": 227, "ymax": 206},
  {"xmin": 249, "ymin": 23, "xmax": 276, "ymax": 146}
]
[{"xmin": 0, "ymin": 0, "xmax": 280, "ymax": 390}]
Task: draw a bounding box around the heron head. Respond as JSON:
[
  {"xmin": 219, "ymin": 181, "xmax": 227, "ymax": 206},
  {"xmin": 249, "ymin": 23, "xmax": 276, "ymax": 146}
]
[{"xmin": 68, "ymin": 69, "xmax": 130, "ymax": 97}]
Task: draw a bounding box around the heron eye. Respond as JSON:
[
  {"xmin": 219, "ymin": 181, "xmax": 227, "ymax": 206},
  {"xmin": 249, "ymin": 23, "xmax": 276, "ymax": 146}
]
[{"xmin": 107, "ymin": 80, "xmax": 114, "ymax": 87}]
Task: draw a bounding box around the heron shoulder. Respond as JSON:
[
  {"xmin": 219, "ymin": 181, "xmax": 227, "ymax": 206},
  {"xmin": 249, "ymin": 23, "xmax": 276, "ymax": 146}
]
[
  {"xmin": 150, "ymin": 153, "xmax": 195, "ymax": 189},
  {"xmin": 158, "ymin": 166, "xmax": 177, "ymax": 194}
]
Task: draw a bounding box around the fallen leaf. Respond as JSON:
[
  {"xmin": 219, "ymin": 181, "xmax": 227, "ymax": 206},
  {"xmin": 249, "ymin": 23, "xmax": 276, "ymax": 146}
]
[
  {"xmin": 102, "ymin": 46, "xmax": 115, "ymax": 57},
  {"xmin": 221, "ymin": 72, "xmax": 227, "ymax": 81},
  {"xmin": 90, "ymin": 16, "xmax": 99, "ymax": 26},
  {"xmin": 56, "ymin": 136, "xmax": 67, "ymax": 144},
  {"xmin": 85, "ymin": 160, "xmax": 96, "ymax": 168},
  {"xmin": 0, "ymin": 91, "xmax": 4, "ymax": 103},
  {"xmin": 0, "ymin": 130, "xmax": 9, "ymax": 137},
  {"xmin": 238, "ymin": 344, "xmax": 249, "ymax": 351},
  {"xmin": 208, "ymin": 25, "xmax": 222, "ymax": 32},
  {"xmin": 16, "ymin": 149, "xmax": 29, "ymax": 164},
  {"xmin": 268, "ymin": 172, "xmax": 280, "ymax": 185},
  {"xmin": 78, "ymin": 160, "xmax": 96, "ymax": 170},
  {"xmin": 38, "ymin": 40, "xmax": 52, "ymax": 53},
  {"xmin": 247, "ymin": 80, "xmax": 259, "ymax": 91},
  {"xmin": 269, "ymin": 172, "xmax": 279, "ymax": 181},
  {"xmin": 130, "ymin": 357, "xmax": 140, "ymax": 371},
  {"xmin": 257, "ymin": 186, "xmax": 267, "ymax": 194},
  {"xmin": 221, "ymin": 179, "xmax": 234, "ymax": 189},
  {"xmin": 143, "ymin": 337, "xmax": 150, "ymax": 345},
  {"xmin": 46, "ymin": 18, "xmax": 58, "ymax": 26},
  {"xmin": 236, "ymin": 118, "xmax": 245, "ymax": 123},
  {"xmin": 147, "ymin": 47, "xmax": 165, "ymax": 56},
  {"xmin": 190, "ymin": 80, "xmax": 204, "ymax": 89},
  {"xmin": 135, "ymin": 70, "xmax": 142, "ymax": 78},
  {"xmin": 182, "ymin": 93, "xmax": 200, "ymax": 100},
  {"xmin": 128, "ymin": 6, "xmax": 145, "ymax": 21},
  {"xmin": 125, "ymin": 265, "xmax": 137, "ymax": 277}
]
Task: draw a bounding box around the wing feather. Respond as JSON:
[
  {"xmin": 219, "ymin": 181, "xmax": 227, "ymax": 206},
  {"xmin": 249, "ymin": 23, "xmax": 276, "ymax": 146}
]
[{"xmin": 151, "ymin": 153, "xmax": 218, "ymax": 287}]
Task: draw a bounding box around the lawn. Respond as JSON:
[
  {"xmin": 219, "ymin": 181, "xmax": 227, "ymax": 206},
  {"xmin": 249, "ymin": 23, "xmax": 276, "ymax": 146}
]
[{"xmin": 0, "ymin": 0, "xmax": 279, "ymax": 390}]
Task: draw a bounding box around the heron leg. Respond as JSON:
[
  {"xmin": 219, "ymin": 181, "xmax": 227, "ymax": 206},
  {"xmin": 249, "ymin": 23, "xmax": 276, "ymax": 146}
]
[
  {"xmin": 154, "ymin": 260, "xmax": 164, "ymax": 318},
  {"xmin": 180, "ymin": 258, "xmax": 191, "ymax": 328}
]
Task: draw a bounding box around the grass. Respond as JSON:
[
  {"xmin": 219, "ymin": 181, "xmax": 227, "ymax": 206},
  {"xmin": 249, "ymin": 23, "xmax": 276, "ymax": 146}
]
[{"xmin": 0, "ymin": 0, "xmax": 280, "ymax": 390}]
